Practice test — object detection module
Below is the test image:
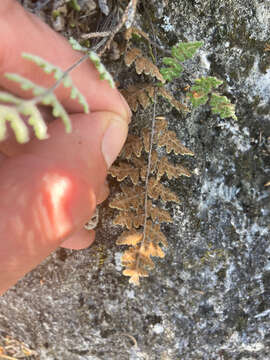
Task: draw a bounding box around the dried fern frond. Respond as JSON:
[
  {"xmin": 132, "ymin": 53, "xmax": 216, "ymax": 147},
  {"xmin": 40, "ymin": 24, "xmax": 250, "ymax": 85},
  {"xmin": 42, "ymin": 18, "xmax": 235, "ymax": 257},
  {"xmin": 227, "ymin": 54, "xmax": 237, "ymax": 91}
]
[
  {"xmin": 109, "ymin": 117, "xmax": 193, "ymax": 285},
  {"xmin": 113, "ymin": 210, "xmax": 145, "ymax": 229},
  {"xmin": 116, "ymin": 220, "xmax": 168, "ymax": 285},
  {"xmin": 157, "ymin": 156, "xmax": 192, "ymax": 180},
  {"xmin": 157, "ymin": 129, "xmax": 194, "ymax": 156},
  {"xmin": 158, "ymin": 87, "xmax": 189, "ymax": 113},
  {"xmin": 120, "ymin": 134, "xmax": 143, "ymax": 159},
  {"xmin": 121, "ymin": 84, "xmax": 187, "ymax": 113},
  {"xmin": 148, "ymin": 177, "xmax": 179, "ymax": 203},
  {"xmin": 113, "ymin": 200, "xmax": 172, "ymax": 230},
  {"xmin": 125, "ymin": 47, "xmax": 165, "ymax": 83},
  {"xmin": 110, "ymin": 162, "xmax": 140, "ymax": 184},
  {"xmin": 121, "ymin": 84, "xmax": 155, "ymax": 112},
  {"xmin": 109, "ymin": 184, "xmax": 145, "ymax": 210}
]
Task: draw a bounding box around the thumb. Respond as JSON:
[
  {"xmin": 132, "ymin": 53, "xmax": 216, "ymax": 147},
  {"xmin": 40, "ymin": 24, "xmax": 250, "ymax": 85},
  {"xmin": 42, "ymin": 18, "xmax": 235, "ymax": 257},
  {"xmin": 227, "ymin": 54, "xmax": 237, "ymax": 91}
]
[{"xmin": 0, "ymin": 111, "xmax": 129, "ymax": 294}]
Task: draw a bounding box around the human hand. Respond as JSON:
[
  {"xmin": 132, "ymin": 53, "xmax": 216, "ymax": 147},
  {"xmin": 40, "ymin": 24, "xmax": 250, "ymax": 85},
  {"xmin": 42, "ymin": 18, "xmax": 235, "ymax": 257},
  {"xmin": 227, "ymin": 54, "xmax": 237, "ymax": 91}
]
[{"xmin": 0, "ymin": 1, "xmax": 130, "ymax": 295}]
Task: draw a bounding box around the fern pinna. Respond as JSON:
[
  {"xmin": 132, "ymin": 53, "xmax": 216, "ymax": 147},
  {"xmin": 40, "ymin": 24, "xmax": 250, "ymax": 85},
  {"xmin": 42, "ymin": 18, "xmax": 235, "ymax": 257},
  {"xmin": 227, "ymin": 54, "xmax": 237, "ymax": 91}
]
[
  {"xmin": 0, "ymin": 39, "xmax": 114, "ymax": 144},
  {"xmin": 109, "ymin": 117, "xmax": 194, "ymax": 285}
]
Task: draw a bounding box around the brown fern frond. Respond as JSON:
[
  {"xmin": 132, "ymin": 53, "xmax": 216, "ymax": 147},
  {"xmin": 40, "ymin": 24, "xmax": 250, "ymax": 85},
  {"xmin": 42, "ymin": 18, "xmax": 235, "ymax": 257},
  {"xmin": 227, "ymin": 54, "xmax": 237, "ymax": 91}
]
[
  {"xmin": 133, "ymin": 150, "xmax": 158, "ymax": 180},
  {"xmin": 142, "ymin": 128, "xmax": 151, "ymax": 152},
  {"xmin": 157, "ymin": 130, "xmax": 195, "ymax": 156},
  {"xmin": 120, "ymin": 134, "xmax": 143, "ymax": 159},
  {"xmin": 144, "ymin": 220, "xmax": 168, "ymax": 251},
  {"xmin": 109, "ymin": 117, "xmax": 193, "ymax": 285},
  {"xmin": 149, "ymin": 205, "xmax": 172, "ymax": 223},
  {"xmin": 116, "ymin": 230, "xmax": 143, "ymax": 246},
  {"xmin": 121, "ymin": 84, "xmax": 187, "ymax": 114},
  {"xmin": 113, "ymin": 200, "xmax": 172, "ymax": 229},
  {"xmin": 109, "ymin": 184, "xmax": 144, "ymax": 210},
  {"xmin": 125, "ymin": 47, "xmax": 142, "ymax": 67},
  {"xmin": 121, "ymin": 84, "xmax": 155, "ymax": 112},
  {"xmin": 125, "ymin": 48, "xmax": 165, "ymax": 83},
  {"xmin": 116, "ymin": 220, "xmax": 168, "ymax": 285},
  {"xmin": 135, "ymin": 57, "xmax": 164, "ymax": 83},
  {"xmin": 148, "ymin": 177, "xmax": 180, "ymax": 203},
  {"xmin": 158, "ymin": 87, "xmax": 188, "ymax": 113},
  {"xmin": 157, "ymin": 157, "xmax": 192, "ymax": 180},
  {"xmin": 113, "ymin": 210, "xmax": 145, "ymax": 229},
  {"xmin": 155, "ymin": 116, "xmax": 168, "ymax": 133},
  {"xmin": 109, "ymin": 162, "xmax": 140, "ymax": 184},
  {"xmin": 121, "ymin": 245, "xmax": 154, "ymax": 286}
]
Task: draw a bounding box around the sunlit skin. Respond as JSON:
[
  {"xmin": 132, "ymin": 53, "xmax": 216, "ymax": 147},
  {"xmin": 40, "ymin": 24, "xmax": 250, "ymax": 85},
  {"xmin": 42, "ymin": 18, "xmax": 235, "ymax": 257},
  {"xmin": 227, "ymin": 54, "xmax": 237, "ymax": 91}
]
[{"xmin": 0, "ymin": 0, "xmax": 131, "ymax": 295}]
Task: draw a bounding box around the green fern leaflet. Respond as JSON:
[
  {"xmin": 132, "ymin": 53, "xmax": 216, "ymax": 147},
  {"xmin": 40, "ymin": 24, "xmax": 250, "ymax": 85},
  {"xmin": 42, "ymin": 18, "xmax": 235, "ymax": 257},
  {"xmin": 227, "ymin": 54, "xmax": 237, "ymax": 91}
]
[
  {"xmin": 161, "ymin": 41, "xmax": 203, "ymax": 82},
  {"xmin": 0, "ymin": 52, "xmax": 92, "ymax": 143},
  {"xmin": 210, "ymin": 93, "xmax": 237, "ymax": 120},
  {"xmin": 69, "ymin": 37, "xmax": 115, "ymax": 88},
  {"xmin": 22, "ymin": 53, "xmax": 89, "ymax": 113},
  {"xmin": 189, "ymin": 76, "xmax": 223, "ymax": 107}
]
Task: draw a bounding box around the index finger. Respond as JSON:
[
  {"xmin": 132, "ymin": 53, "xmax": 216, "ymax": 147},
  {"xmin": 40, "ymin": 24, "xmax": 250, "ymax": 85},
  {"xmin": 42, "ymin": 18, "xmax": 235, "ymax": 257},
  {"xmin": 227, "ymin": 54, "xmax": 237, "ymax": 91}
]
[{"xmin": 0, "ymin": 0, "xmax": 130, "ymax": 119}]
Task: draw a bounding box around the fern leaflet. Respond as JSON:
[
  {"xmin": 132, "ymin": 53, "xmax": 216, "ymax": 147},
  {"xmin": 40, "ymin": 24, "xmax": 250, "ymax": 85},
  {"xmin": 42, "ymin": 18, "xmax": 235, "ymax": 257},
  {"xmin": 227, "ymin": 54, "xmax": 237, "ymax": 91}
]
[
  {"xmin": 210, "ymin": 93, "xmax": 237, "ymax": 120},
  {"xmin": 69, "ymin": 37, "xmax": 115, "ymax": 88},
  {"xmin": 161, "ymin": 41, "xmax": 203, "ymax": 82},
  {"xmin": 188, "ymin": 76, "xmax": 223, "ymax": 107},
  {"xmin": 22, "ymin": 53, "xmax": 89, "ymax": 113}
]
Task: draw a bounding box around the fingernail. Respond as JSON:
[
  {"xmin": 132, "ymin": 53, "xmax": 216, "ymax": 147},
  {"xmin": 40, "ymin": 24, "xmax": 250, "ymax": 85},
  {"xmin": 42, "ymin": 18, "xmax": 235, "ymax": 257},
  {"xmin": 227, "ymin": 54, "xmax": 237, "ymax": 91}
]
[
  {"xmin": 119, "ymin": 93, "xmax": 132, "ymax": 122},
  {"xmin": 102, "ymin": 116, "xmax": 128, "ymax": 168}
]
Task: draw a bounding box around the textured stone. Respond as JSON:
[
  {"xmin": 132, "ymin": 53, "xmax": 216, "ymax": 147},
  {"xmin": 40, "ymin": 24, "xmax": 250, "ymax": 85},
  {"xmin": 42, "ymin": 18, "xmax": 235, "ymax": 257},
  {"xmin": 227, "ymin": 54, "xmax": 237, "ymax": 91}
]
[{"xmin": 0, "ymin": 1, "xmax": 269, "ymax": 359}]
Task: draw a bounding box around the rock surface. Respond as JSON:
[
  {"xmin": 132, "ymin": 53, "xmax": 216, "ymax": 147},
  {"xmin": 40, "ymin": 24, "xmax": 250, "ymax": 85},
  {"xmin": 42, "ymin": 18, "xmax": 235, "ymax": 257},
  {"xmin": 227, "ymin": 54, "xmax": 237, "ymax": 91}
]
[{"xmin": 0, "ymin": 0, "xmax": 269, "ymax": 359}]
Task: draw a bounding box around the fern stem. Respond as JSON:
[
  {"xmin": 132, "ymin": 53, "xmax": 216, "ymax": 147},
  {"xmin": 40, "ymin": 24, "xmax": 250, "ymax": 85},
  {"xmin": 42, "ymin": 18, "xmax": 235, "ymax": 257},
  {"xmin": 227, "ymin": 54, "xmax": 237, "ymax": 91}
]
[
  {"xmin": 142, "ymin": 0, "xmax": 158, "ymax": 240},
  {"xmin": 29, "ymin": 53, "xmax": 89, "ymax": 107},
  {"xmin": 81, "ymin": 31, "xmax": 111, "ymax": 40},
  {"xmin": 142, "ymin": 88, "xmax": 157, "ymax": 244}
]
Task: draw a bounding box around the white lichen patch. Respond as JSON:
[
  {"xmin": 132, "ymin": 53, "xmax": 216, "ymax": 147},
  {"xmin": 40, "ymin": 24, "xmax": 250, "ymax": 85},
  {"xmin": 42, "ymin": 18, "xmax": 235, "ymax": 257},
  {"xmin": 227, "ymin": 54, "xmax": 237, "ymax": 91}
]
[
  {"xmin": 245, "ymin": 56, "xmax": 270, "ymax": 104},
  {"xmin": 153, "ymin": 323, "xmax": 164, "ymax": 334}
]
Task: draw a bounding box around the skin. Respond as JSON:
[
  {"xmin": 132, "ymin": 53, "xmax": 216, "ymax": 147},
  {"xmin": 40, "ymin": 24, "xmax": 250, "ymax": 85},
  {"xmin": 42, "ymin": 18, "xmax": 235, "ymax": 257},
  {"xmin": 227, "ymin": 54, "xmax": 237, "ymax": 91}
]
[{"xmin": 0, "ymin": 0, "xmax": 131, "ymax": 295}]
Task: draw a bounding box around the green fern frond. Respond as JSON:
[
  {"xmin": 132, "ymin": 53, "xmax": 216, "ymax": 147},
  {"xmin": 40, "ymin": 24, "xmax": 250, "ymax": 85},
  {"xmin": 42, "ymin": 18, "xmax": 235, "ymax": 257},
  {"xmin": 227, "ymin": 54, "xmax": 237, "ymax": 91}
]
[
  {"xmin": 210, "ymin": 93, "xmax": 237, "ymax": 120},
  {"xmin": 5, "ymin": 73, "xmax": 71, "ymax": 134},
  {"xmin": 69, "ymin": 37, "xmax": 88, "ymax": 52},
  {"xmin": 172, "ymin": 41, "xmax": 203, "ymax": 62},
  {"xmin": 21, "ymin": 53, "xmax": 89, "ymax": 113},
  {"xmin": 0, "ymin": 92, "xmax": 22, "ymax": 105},
  {"xmin": 88, "ymin": 51, "xmax": 115, "ymax": 88},
  {"xmin": 188, "ymin": 76, "xmax": 223, "ymax": 107},
  {"xmin": 160, "ymin": 57, "xmax": 183, "ymax": 82},
  {"xmin": 0, "ymin": 90, "xmax": 48, "ymax": 141},
  {"xmin": 0, "ymin": 102, "xmax": 30, "ymax": 143},
  {"xmin": 69, "ymin": 37, "xmax": 116, "ymax": 88},
  {"xmin": 20, "ymin": 102, "xmax": 48, "ymax": 140},
  {"xmin": 161, "ymin": 41, "xmax": 203, "ymax": 82},
  {"xmin": 188, "ymin": 77, "xmax": 237, "ymax": 119}
]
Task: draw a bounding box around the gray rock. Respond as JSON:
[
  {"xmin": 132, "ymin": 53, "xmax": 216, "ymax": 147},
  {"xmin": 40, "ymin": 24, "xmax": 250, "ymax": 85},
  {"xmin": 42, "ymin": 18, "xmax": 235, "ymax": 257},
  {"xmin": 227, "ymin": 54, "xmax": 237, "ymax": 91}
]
[{"xmin": 0, "ymin": 0, "xmax": 269, "ymax": 359}]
